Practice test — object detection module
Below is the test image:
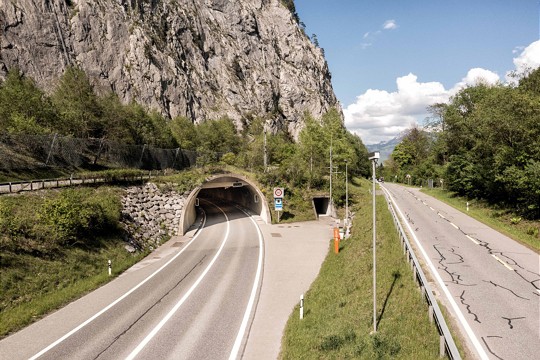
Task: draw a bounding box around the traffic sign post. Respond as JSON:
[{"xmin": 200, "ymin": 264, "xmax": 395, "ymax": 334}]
[
  {"xmin": 273, "ymin": 187, "xmax": 284, "ymax": 198},
  {"xmin": 274, "ymin": 187, "xmax": 284, "ymax": 222}
]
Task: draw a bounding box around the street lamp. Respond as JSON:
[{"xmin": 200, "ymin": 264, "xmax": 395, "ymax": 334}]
[
  {"xmin": 345, "ymin": 160, "xmax": 348, "ymax": 227},
  {"xmin": 368, "ymin": 151, "xmax": 380, "ymax": 334}
]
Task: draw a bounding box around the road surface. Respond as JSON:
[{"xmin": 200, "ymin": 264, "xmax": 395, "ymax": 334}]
[
  {"xmin": 382, "ymin": 183, "xmax": 540, "ymax": 360},
  {"xmin": 0, "ymin": 200, "xmax": 262, "ymax": 360}
]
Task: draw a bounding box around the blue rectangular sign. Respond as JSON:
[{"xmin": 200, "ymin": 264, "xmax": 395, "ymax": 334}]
[{"xmin": 274, "ymin": 198, "xmax": 283, "ymax": 211}]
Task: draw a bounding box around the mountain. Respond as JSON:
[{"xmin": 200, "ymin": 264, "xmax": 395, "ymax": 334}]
[
  {"xmin": 0, "ymin": 0, "xmax": 338, "ymax": 138},
  {"xmin": 366, "ymin": 136, "xmax": 403, "ymax": 162}
]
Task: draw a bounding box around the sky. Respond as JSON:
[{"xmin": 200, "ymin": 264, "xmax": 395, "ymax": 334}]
[{"xmin": 294, "ymin": 0, "xmax": 540, "ymax": 144}]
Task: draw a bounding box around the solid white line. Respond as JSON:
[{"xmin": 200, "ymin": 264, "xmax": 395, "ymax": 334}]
[
  {"xmin": 126, "ymin": 204, "xmax": 231, "ymax": 360},
  {"xmin": 381, "ymin": 186, "xmax": 490, "ymax": 360},
  {"xmin": 30, "ymin": 213, "xmax": 207, "ymax": 360},
  {"xmin": 491, "ymin": 254, "xmax": 514, "ymax": 271},
  {"xmin": 229, "ymin": 208, "xmax": 264, "ymax": 360},
  {"xmin": 450, "ymin": 222, "xmax": 459, "ymax": 230},
  {"xmin": 466, "ymin": 235, "xmax": 480, "ymax": 245}
]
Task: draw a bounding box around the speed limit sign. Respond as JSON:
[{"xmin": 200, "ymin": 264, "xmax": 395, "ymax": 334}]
[{"xmin": 273, "ymin": 187, "xmax": 284, "ymax": 198}]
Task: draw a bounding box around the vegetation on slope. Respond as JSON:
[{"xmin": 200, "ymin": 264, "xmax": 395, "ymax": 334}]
[
  {"xmin": 280, "ymin": 178, "xmax": 444, "ymax": 359},
  {"xmin": 381, "ymin": 68, "xmax": 540, "ymax": 221},
  {"xmin": 0, "ymin": 187, "xmax": 148, "ymax": 337}
]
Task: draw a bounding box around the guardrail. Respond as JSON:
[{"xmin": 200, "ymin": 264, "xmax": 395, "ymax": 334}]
[
  {"xmin": 0, "ymin": 171, "xmax": 165, "ymax": 194},
  {"xmin": 380, "ymin": 185, "xmax": 461, "ymax": 359}
]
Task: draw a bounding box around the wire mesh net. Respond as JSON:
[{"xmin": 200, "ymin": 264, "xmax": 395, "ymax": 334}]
[{"xmin": 0, "ymin": 133, "xmax": 197, "ymax": 171}]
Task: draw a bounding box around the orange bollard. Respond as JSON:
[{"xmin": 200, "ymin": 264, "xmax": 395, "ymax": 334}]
[{"xmin": 334, "ymin": 227, "xmax": 340, "ymax": 254}]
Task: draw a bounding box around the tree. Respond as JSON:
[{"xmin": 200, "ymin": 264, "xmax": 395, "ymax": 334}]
[
  {"xmin": 0, "ymin": 68, "xmax": 57, "ymax": 134},
  {"xmin": 51, "ymin": 66, "xmax": 102, "ymax": 137},
  {"xmin": 170, "ymin": 116, "xmax": 199, "ymax": 150}
]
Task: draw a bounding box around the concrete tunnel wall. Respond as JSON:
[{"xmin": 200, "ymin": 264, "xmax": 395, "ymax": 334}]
[{"xmin": 180, "ymin": 174, "xmax": 271, "ymax": 235}]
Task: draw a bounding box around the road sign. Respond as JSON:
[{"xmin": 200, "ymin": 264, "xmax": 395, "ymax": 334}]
[
  {"xmin": 274, "ymin": 198, "xmax": 283, "ymax": 211},
  {"xmin": 273, "ymin": 187, "xmax": 284, "ymax": 198}
]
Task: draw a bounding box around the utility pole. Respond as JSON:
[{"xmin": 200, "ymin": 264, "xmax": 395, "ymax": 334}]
[
  {"xmin": 263, "ymin": 125, "xmax": 268, "ymax": 172},
  {"xmin": 345, "ymin": 160, "xmax": 348, "ymax": 226},
  {"xmin": 329, "ymin": 139, "xmax": 333, "ymax": 213},
  {"xmin": 368, "ymin": 151, "xmax": 380, "ymax": 334}
]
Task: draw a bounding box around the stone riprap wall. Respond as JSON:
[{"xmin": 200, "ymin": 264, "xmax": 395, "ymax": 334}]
[{"xmin": 121, "ymin": 183, "xmax": 188, "ymax": 250}]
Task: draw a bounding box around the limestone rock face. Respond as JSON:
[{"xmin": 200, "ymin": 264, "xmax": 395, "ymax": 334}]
[{"xmin": 0, "ymin": 0, "xmax": 339, "ymax": 138}]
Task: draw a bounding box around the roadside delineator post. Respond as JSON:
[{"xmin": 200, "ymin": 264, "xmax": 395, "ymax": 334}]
[
  {"xmin": 334, "ymin": 227, "xmax": 340, "ymax": 254},
  {"xmin": 108, "ymin": 259, "xmax": 112, "ymax": 276},
  {"xmin": 300, "ymin": 294, "xmax": 304, "ymax": 320}
]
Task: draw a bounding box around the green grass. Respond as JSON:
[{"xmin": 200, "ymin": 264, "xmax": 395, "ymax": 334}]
[
  {"xmin": 422, "ymin": 188, "xmax": 539, "ymax": 252},
  {"xmin": 0, "ymin": 238, "xmax": 146, "ymax": 338},
  {"xmin": 279, "ymin": 179, "xmax": 447, "ymax": 359}
]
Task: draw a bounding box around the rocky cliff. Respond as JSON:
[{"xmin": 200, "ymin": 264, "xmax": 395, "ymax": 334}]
[{"xmin": 0, "ymin": 0, "xmax": 338, "ymax": 137}]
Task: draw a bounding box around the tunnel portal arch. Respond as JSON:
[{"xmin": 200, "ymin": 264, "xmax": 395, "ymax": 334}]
[{"xmin": 180, "ymin": 174, "xmax": 271, "ymax": 235}]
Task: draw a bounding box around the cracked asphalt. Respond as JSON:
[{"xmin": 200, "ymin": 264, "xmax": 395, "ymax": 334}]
[{"xmin": 383, "ymin": 183, "xmax": 540, "ymax": 360}]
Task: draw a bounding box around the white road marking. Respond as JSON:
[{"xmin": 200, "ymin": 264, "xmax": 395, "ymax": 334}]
[
  {"xmin": 491, "ymin": 254, "xmax": 515, "ymax": 271},
  {"xmin": 429, "ymin": 207, "xmax": 435, "ymax": 211},
  {"xmin": 450, "ymin": 222, "xmax": 459, "ymax": 230},
  {"xmin": 229, "ymin": 208, "xmax": 264, "ymax": 360},
  {"xmin": 126, "ymin": 203, "xmax": 231, "ymax": 360},
  {"xmin": 30, "ymin": 212, "xmax": 207, "ymax": 360},
  {"xmin": 466, "ymin": 235, "xmax": 480, "ymax": 245},
  {"xmin": 381, "ymin": 186, "xmax": 490, "ymax": 360},
  {"xmin": 438, "ymin": 213, "xmax": 446, "ymax": 219}
]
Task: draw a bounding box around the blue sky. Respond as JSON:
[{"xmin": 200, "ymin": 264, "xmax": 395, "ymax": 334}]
[{"xmin": 295, "ymin": 0, "xmax": 540, "ymax": 144}]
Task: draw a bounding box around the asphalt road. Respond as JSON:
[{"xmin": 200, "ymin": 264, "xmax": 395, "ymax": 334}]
[
  {"xmin": 0, "ymin": 200, "xmax": 262, "ymax": 360},
  {"xmin": 382, "ymin": 183, "xmax": 540, "ymax": 360}
]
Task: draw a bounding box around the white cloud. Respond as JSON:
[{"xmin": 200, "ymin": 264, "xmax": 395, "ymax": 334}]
[
  {"xmin": 344, "ymin": 69, "xmax": 500, "ymax": 144},
  {"xmin": 346, "ymin": 40, "xmax": 539, "ymax": 145},
  {"xmin": 451, "ymin": 68, "xmax": 500, "ymax": 92},
  {"xmin": 383, "ymin": 20, "xmax": 398, "ymax": 30},
  {"xmin": 360, "ymin": 20, "xmax": 397, "ymax": 49},
  {"xmin": 344, "ymin": 74, "xmax": 449, "ymax": 144},
  {"xmin": 512, "ymin": 46, "xmax": 525, "ymax": 54},
  {"xmin": 507, "ymin": 40, "xmax": 540, "ymax": 81}
]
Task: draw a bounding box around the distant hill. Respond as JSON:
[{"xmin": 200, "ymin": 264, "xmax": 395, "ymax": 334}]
[{"xmin": 366, "ymin": 135, "xmax": 403, "ymax": 162}]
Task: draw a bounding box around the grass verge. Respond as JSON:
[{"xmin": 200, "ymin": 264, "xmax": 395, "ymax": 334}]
[
  {"xmin": 279, "ymin": 178, "xmax": 447, "ymax": 359},
  {"xmin": 0, "ymin": 238, "xmax": 146, "ymax": 338},
  {"xmin": 422, "ymin": 188, "xmax": 539, "ymax": 252}
]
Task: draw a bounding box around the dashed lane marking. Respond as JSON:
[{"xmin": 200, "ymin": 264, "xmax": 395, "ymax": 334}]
[
  {"xmin": 466, "ymin": 235, "xmax": 480, "ymax": 245},
  {"xmin": 450, "ymin": 222, "xmax": 459, "ymax": 230},
  {"xmin": 429, "ymin": 207, "xmax": 435, "ymax": 211},
  {"xmin": 491, "ymin": 254, "xmax": 515, "ymax": 271},
  {"xmin": 438, "ymin": 213, "xmax": 446, "ymax": 219}
]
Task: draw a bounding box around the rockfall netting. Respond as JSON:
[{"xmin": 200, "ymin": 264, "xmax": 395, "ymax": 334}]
[{"xmin": 0, "ymin": 133, "xmax": 197, "ymax": 171}]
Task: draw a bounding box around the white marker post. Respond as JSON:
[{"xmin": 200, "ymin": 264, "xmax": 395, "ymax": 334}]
[
  {"xmin": 108, "ymin": 260, "xmax": 112, "ymax": 276},
  {"xmin": 466, "ymin": 202, "xmax": 469, "ymax": 212},
  {"xmin": 300, "ymin": 294, "xmax": 304, "ymax": 320}
]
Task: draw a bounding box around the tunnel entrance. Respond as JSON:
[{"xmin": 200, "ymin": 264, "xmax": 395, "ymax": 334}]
[
  {"xmin": 180, "ymin": 174, "xmax": 270, "ymax": 235},
  {"xmin": 312, "ymin": 197, "xmax": 331, "ymax": 218}
]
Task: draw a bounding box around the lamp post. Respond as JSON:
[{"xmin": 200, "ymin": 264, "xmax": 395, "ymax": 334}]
[
  {"xmin": 345, "ymin": 160, "xmax": 348, "ymax": 226},
  {"xmin": 368, "ymin": 151, "xmax": 380, "ymax": 334}
]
